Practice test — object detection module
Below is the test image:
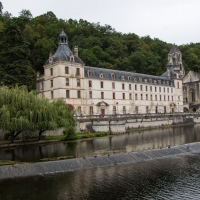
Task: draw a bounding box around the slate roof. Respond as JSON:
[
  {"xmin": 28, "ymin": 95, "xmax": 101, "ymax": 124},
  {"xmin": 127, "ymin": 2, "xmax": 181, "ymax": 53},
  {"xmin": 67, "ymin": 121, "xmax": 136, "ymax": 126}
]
[
  {"xmin": 85, "ymin": 66, "xmax": 174, "ymax": 86},
  {"xmin": 169, "ymin": 44, "xmax": 181, "ymax": 54},
  {"xmin": 45, "ymin": 31, "xmax": 84, "ymax": 65}
]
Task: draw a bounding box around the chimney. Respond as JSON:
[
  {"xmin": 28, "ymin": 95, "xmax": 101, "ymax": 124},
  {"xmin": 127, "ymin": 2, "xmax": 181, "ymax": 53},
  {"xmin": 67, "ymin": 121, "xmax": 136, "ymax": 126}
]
[{"xmin": 74, "ymin": 46, "xmax": 78, "ymax": 57}]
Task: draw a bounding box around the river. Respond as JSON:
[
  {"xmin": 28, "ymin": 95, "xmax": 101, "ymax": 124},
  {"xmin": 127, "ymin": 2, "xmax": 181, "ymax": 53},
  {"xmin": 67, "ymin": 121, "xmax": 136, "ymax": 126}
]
[{"xmin": 1, "ymin": 124, "xmax": 200, "ymax": 199}]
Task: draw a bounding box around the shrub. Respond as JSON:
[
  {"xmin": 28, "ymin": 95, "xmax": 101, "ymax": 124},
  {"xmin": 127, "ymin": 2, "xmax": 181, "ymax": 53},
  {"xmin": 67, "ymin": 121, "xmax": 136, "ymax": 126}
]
[{"xmin": 64, "ymin": 127, "xmax": 77, "ymax": 140}]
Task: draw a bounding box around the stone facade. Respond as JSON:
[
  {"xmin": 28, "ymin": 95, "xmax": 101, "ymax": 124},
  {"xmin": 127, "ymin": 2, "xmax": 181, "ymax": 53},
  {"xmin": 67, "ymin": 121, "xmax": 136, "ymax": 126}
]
[{"xmin": 36, "ymin": 31, "xmax": 184, "ymax": 115}]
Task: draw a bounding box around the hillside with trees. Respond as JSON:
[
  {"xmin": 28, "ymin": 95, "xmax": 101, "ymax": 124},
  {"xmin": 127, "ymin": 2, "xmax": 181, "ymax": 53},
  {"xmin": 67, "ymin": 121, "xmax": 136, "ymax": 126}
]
[{"xmin": 1, "ymin": 4, "xmax": 200, "ymax": 89}]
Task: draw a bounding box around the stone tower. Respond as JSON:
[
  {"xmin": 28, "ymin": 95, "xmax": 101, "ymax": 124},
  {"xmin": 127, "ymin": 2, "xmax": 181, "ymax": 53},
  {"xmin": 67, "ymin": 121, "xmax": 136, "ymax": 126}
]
[{"xmin": 167, "ymin": 44, "xmax": 185, "ymax": 79}]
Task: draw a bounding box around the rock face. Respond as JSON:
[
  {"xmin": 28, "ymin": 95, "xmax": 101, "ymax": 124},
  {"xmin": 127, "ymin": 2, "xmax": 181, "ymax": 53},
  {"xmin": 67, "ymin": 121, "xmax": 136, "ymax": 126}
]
[{"xmin": 0, "ymin": 142, "xmax": 199, "ymax": 181}]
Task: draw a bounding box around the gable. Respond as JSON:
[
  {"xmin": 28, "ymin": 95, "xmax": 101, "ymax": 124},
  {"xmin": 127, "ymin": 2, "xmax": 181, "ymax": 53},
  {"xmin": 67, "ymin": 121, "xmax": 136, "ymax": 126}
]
[{"xmin": 183, "ymin": 71, "xmax": 200, "ymax": 83}]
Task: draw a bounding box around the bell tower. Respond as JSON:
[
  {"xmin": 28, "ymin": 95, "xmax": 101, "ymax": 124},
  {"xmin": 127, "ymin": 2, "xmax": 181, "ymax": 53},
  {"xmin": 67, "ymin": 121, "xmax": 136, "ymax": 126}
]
[{"xmin": 168, "ymin": 44, "xmax": 185, "ymax": 79}]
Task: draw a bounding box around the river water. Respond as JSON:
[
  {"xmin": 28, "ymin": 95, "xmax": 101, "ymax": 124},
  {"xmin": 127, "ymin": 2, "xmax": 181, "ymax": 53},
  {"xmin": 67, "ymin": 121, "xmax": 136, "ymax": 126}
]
[{"xmin": 1, "ymin": 125, "xmax": 200, "ymax": 199}]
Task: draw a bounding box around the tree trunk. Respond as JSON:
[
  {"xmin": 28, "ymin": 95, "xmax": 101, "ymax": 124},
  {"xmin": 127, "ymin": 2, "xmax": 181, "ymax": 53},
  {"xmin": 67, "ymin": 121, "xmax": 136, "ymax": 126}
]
[
  {"xmin": 14, "ymin": 131, "xmax": 22, "ymax": 139},
  {"xmin": 10, "ymin": 132, "xmax": 15, "ymax": 143},
  {"xmin": 38, "ymin": 131, "xmax": 44, "ymax": 141}
]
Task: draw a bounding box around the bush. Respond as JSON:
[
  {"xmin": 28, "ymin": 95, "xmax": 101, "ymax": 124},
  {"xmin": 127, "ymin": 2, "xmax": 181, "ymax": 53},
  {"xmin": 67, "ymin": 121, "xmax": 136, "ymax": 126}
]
[
  {"xmin": 64, "ymin": 127, "xmax": 77, "ymax": 140},
  {"xmin": 4, "ymin": 132, "xmax": 11, "ymax": 140}
]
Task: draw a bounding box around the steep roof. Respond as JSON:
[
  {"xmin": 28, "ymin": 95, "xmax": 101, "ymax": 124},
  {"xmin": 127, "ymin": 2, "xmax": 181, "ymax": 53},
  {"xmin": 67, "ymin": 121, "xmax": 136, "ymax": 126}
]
[{"xmin": 169, "ymin": 44, "xmax": 181, "ymax": 54}]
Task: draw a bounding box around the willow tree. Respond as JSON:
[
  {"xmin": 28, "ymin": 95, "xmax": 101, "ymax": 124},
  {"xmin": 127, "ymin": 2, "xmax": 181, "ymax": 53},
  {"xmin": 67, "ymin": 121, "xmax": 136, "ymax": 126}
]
[{"xmin": 0, "ymin": 86, "xmax": 76, "ymax": 142}]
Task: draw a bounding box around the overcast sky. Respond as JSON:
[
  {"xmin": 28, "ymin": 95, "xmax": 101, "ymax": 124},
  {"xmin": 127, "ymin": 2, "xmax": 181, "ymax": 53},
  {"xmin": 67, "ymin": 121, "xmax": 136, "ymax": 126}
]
[{"xmin": 2, "ymin": 0, "xmax": 200, "ymax": 45}]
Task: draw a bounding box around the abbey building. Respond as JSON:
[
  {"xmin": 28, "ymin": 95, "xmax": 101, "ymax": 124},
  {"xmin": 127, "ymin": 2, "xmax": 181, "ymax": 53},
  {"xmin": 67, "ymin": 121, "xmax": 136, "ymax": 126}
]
[{"xmin": 36, "ymin": 31, "xmax": 184, "ymax": 116}]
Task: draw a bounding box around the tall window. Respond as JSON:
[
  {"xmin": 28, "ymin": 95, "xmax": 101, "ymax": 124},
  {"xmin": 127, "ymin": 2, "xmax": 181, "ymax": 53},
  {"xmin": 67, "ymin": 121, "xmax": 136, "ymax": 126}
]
[
  {"xmin": 113, "ymin": 106, "xmax": 116, "ymax": 115},
  {"xmin": 150, "ymin": 95, "xmax": 152, "ymax": 101},
  {"xmin": 150, "ymin": 86, "xmax": 152, "ymax": 92},
  {"xmin": 172, "ymin": 96, "xmax": 173, "ymax": 101},
  {"xmin": 77, "ymin": 90, "xmax": 81, "ymax": 98},
  {"xmin": 66, "ymin": 90, "xmax": 70, "ymax": 98},
  {"xmin": 112, "ymin": 82, "xmax": 115, "ymax": 89},
  {"xmin": 135, "ymin": 94, "xmax": 138, "ymax": 100},
  {"xmin": 164, "ymin": 88, "xmax": 165, "ymax": 93},
  {"xmin": 146, "ymin": 106, "xmax": 149, "ymax": 114},
  {"xmin": 140, "ymin": 85, "xmax": 142, "ymax": 91},
  {"xmin": 177, "ymin": 82, "xmax": 179, "ymax": 88},
  {"xmin": 141, "ymin": 94, "xmax": 143, "ymax": 100},
  {"xmin": 77, "ymin": 79, "xmax": 80, "ymax": 86},
  {"xmin": 146, "ymin": 94, "xmax": 148, "ymax": 100},
  {"xmin": 135, "ymin": 84, "xmax": 137, "ymax": 90},
  {"xmin": 101, "ymin": 81, "xmax": 103, "ymax": 88},
  {"xmin": 122, "ymin": 83, "xmax": 125, "ymax": 90},
  {"xmin": 65, "ymin": 66, "xmax": 69, "ymax": 74},
  {"xmin": 50, "ymin": 80, "xmax": 53, "ymax": 87},
  {"xmin": 155, "ymin": 95, "xmax": 157, "ymax": 100},
  {"xmin": 129, "ymin": 84, "xmax": 131, "ymax": 90},
  {"xmin": 51, "ymin": 91, "xmax": 53, "ymax": 99},
  {"xmin": 155, "ymin": 87, "xmax": 157, "ymax": 92},
  {"xmin": 159, "ymin": 87, "xmax": 161, "ymax": 92},
  {"xmin": 146, "ymin": 86, "xmax": 148, "ymax": 91},
  {"xmin": 50, "ymin": 68, "xmax": 53, "ymax": 76},
  {"xmin": 167, "ymin": 88, "xmax": 169, "ymax": 93},
  {"xmin": 89, "ymin": 80, "xmax": 92, "ymax": 87},
  {"xmin": 66, "ymin": 78, "xmax": 69, "ymax": 86},
  {"xmin": 41, "ymin": 82, "xmax": 44, "ymax": 90},
  {"xmin": 89, "ymin": 91, "xmax": 92, "ymax": 99},
  {"xmin": 164, "ymin": 95, "xmax": 166, "ymax": 101},
  {"xmin": 76, "ymin": 68, "xmax": 80, "ymax": 75},
  {"xmin": 135, "ymin": 106, "xmax": 138, "ymax": 114},
  {"xmin": 113, "ymin": 92, "xmax": 115, "ymax": 99},
  {"xmin": 171, "ymin": 88, "xmax": 173, "ymax": 93},
  {"xmin": 123, "ymin": 106, "xmax": 126, "ymax": 114},
  {"xmin": 101, "ymin": 92, "xmax": 104, "ymax": 99},
  {"xmin": 89, "ymin": 106, "xmax": 93, "ymax": 115},
  {"xmin": 178, "ymin": 96, "xmax": 180, "ymax": 101},
  {"xmin": 129, "ymin": 93, "xmax": 132, "ymax": 100},
  {"xmin": 160, "ymin": 95, "xmax": 162, "ymax": 101},
  {"xmin": 122, "ymin": 93, "xmax": 125, "ymax": 99}
]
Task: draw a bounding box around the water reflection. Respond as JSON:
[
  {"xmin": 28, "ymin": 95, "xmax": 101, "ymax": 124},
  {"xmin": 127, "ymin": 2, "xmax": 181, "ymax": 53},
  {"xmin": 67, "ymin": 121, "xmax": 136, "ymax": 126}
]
[
  {"xmin": 1, "ymin": 153, "xmax": 200, "ymax": 199},
  {"xmin": 1, "ymin": 124, "xmax": 200, "ymax": 162}
]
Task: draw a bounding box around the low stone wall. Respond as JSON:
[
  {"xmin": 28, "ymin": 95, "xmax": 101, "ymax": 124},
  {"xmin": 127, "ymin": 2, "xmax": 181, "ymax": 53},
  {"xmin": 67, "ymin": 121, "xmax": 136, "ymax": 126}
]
[{"xmin": 0, "ymin": 142, "xmax": 199, "ymax": 180}]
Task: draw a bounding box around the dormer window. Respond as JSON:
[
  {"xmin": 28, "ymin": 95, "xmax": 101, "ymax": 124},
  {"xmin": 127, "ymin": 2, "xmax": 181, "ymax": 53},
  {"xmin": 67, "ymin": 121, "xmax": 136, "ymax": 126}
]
[
  {"xmin": 128, "ymin": 76, "xmax": 131, "ymax": 81},
  {"xmin": 149, "ymin": 79, "xmax": 152, "ymax": 83},
  {"xmin": 99, "ymin": 73, "xmax": 103, "ymax": 79},
  {"xmin": 70, "ymin": 55, "xmax": 74, "ymax": 62},
  {"xmin": 121, "ymin": 75, "xmax": 125, "ymax": 80},
  {"xmin": 134, "ymin": 77, "xmax": 137, "ymax": 82},
  {"xmin": 88, "ymin": 70, "xmax": 92, "ymax": 77},
  {"xmin": 139, "ymin": 77, "xmax": 142, "ymax": 82},
  {"xmin": 111, "ymin": 73, "xmax": 115, "ymax": 79}
]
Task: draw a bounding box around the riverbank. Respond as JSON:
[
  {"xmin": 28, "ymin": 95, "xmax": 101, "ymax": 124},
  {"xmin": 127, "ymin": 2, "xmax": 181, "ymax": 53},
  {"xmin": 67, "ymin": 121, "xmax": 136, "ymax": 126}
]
[{"xmin": 0, "ymin": 142, "xmax": 199, "ymax": 181}]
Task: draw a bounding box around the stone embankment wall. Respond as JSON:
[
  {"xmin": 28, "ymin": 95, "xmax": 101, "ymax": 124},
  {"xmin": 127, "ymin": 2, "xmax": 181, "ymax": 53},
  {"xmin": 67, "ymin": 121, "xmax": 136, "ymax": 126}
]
[{"xmin": 76, "ymin": 113, "xmax": 200, "ymax": 134}]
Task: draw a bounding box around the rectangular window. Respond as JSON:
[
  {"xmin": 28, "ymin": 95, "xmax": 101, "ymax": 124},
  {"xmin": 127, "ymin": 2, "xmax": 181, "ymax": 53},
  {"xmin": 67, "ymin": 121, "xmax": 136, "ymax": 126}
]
[
  {"xmin": 150, "ymin": 86, "xmax": 152, "ymax": 92},
  {"xmin": 76, "ymin": 68, "xmax": 80, "ymax": 75},
  {"xmin": 89, "ymin": 91, "xmax": 92, "ymax": 99},
  {"xmin": 150, "ymin": 95, "xmax": 152, "ymax": 101},
  {"xmin": 101, "ymin": 81, "xmax": 103, "ymax": 88},
  {"xmin": 178, "ymin": 96, "xmax": 180, "ymax": 101},
  {"xmin": 122, "ymin": 83, "xmax": 125, "ymax": 90},
  {"xmin": 135, "ymin": 84, "xmax": 137, "ymax": 90},
  {"xmin": 89, "ymin": 106, "xmax": 93, "ymax": 115},
  {"xmin": 159, "ymin": 87, "xmax": 161, "ymax": 92},
  {"xmin": 164, "ymin": 88, "xmax": 165, "ymax": 93},
  {"xmin": 77, "ymin": 90, "xmax": 81, "ymax": 98},
  {"xmin": 89, "ymin": 80, "xmax": 92, "ymax": 87},
  {"xmin": 140, "ymin": 85, "xmax": 142, "ymax": 91},
  {"xmin": 101, "ymin": 92, "xmax": 104, "ymax": 99},
  {"xmin": 172, "ymin": 96, "xmax": 173, "ymax": 101},
  {"xmin": 50, "ymin": 68, "xmax": 53, "ymax": 76},
  {"xmin": 77, "ymin": 79, "xmax": 80, "ymax": 86},
  {"xmin": 155, "ymin": 87, "xmax": 157, "ymax": 92},
  {"xmin": 146, "ymin": 94, "xmax": 148, "ymax": 100},
  {"xmin": 50, "ymin": 79, "xmax": 53, "ymax": 87},
  {"xmin": 146, "ymin": 106, "xmax": 149, "ymax": 114},
  {"xmin": 66, "ymin": 78, "xmax": 69, "ymax": 86},
  {"xmin": 51, "ymin": 91, "xmax": 53, "ymax": 99},
  {"xmin": 177, "ymin": 82, "xmax": 179, "ymax": 88},
  {"xmin": 113, "ymin": 92, "xmax": 115, "ymax": 99},
  {"xmin": 155, "ymin": 95, "xmax": 157, "ymax": 100},
  {"xmin": 141, "ymin": 94, "xmax": 143, "ymax": 100},
  {"xmin": 160, "ymin": 95, "xmax": 162, "ymax": 101},
  {"xmin": 135, "ymin": 106, "xmax": 138, "ymax": 114},
  {"xmin": 65, "ymin": 66, "xmax": 69, "ymax": 74},
  {"xmin": 66, "ymin": 90, "xmax": 70, "ymax": 98},
  {"xmin": 167, "ymin": 88, "xmax": 169, "ymax": 93},
  {"xmin": 112, "ymin": 82, "xmax": 115, "ymax": 89},
  {"xmin": 135, "ymin": 94, "xmax": 137, "ymax": 100},
  {"xmin": 123, "ymin": 106, "xmax": 126, "ymax": 114},
  {"xmin": 41, "ymin": 82, "xmax": 44, "ymax": 90},
  {"xmin": 164, "ymin": 95, "xmax": 165, "ymax": 101},
  {"xmin": 146, "ymin": 86, "xmax": 148, "ymax": 91},
  {"xmin": 129, "ymin": 84, "xmax": 131, "ymax": 90},
  {"xmin": 168, "ymin": 96, "xmax": 169, "ymax": 101},
  {"xmin": 123, "ymin": 93, "xmax": 125, "ymax": 99},
  {"xmin": 129, "ymin": 93, "xmax": 132, "ymax": 100},
  {"xmin": 171, "ymin": 88, "xmax": 173, "ymax": 93},
  {"xmin": 113, "ymin": 106, "xmax": 116, "ymax": 115}
]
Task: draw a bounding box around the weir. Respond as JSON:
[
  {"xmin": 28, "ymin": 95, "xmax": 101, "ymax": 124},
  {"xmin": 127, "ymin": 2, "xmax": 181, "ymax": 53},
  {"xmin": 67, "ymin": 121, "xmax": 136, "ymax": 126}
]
[{"xmin": 0, "ymin": 142, "xmax": 200, "ymax": 181}]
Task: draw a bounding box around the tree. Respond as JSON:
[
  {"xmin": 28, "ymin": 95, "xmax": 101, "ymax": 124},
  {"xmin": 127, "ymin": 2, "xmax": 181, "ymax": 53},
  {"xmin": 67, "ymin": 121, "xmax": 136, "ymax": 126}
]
[
  {"xmin": 0, "ymin": 2, "xmax": 3, "ymax": 15},
  {"xmin": 19, "ymin": 9, "xmax": 33, "ymax": 19}
]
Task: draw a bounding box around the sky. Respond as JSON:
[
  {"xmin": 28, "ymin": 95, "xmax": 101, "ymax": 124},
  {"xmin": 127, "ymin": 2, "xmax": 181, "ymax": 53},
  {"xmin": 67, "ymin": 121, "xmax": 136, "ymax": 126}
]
[{"xmin": 2, "ymin": 0, "xmax": 200, "ymax": 45}]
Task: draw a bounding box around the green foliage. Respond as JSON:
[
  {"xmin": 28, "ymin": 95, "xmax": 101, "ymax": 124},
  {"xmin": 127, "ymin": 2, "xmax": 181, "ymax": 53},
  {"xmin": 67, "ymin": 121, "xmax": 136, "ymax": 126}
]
[
  {"xmin": 0, "ymin": 8, "xmax": 200, "ymax": 86},
  {"xmin": 64, "ymin": 127, "xmax": 77, "ymax": 140}
]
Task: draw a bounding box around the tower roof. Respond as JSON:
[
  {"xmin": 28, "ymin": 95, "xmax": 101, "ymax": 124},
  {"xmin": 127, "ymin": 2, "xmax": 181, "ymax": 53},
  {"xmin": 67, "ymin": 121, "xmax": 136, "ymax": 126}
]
[
  {"xmin": 169, "ymin": 44, "xmax": 181, "ymax": 54},
  {"xmin": 46, "ymin": 30, "xmax": 84, "ymax": 64}
]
